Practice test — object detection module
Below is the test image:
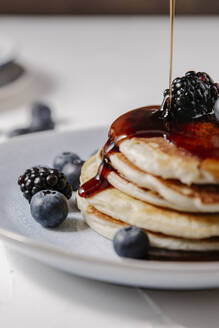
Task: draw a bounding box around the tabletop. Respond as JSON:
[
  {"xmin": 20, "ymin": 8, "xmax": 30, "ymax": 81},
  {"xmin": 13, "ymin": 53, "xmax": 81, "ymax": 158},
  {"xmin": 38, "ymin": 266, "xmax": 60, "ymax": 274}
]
[{"xmin": 0, "ymin": 15, "xmax": 219, "ymax": 328}]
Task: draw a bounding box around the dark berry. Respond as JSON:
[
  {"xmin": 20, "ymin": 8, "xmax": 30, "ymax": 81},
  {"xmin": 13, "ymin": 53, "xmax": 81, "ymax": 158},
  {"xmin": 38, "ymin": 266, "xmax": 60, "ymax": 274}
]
[
  {"xmin": 31, "ymin": 102, "xmax": 51, "ymax": 120},
  {"xmin": 214, "ymin": 98, "xmax": 219, "ymax": 121},
  {"xmin": 25, "ymin": 179, "xmax": 33, "ymax": 190},
  {"xmin": 63, "ymin": 183, "xmax": 73, "ymax": 199},
  {"xmin": 56, "ymin": 178, "xmax": 66, "ymax": 191},
  {"xmin": 8, "ymin": 127, "xmax": 30, "ymax": 138},
  {"xmin": 30, "ymin": 101, "xmax": 55, "ymax": 132},
  {"xmin": 24, "ymin": 175, "xmax": 30, "ymax": 182},
  {"xmin": 20, "ymin": 184, "xmax": 26, "ymax": 192},
  {"xmin": 24, "ymin": 169, "xmax": 31, "ymax": 175},
  {"xmin": 24, "ymin": 190, "xmax": 31, "ymax": 200},
  {"xmin": 30, "ymin": 120, "xmax": 54, "ymax": 133},
  {"xmin": 163, "ymin": 71, "xmax": 218, "ymax": 120},
  {"xmin": 113, "ymin": 226, "xmax": 149, "ymax": 259},
  {"xmin": 18, "ymin": 166, "xmax": 72, "ymax": 202},
  {"xmin": 18, "ymin": 175, "xmax": 25, "ymax": 185},
  {"xmin": 34, "ymin": 176, "xmax": 45, "ymax": 188},
  {"xmin": 46, "ymin": 174, "xmax": 58, "ymax": 186},
  {"xmin": 53, "ymin": 152, "xmax": 83, "ymax": 171},
  {"xmin": 30, "ymin": 190, "xmax": 68, "ymax": 228},
  {"xmin": 32, "ymin": 187, "xmax": 39, "ymax": 195},
  {"xmin": 62, "ymin": 162, "xmax": 84, "ymax": 191}
]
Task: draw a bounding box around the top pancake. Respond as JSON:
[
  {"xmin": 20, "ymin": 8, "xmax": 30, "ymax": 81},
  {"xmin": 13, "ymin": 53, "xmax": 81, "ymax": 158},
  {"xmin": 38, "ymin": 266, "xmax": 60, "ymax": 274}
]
[{"xmin": 119, "ymin": 137, "xmax": 219, "ymax": 185}]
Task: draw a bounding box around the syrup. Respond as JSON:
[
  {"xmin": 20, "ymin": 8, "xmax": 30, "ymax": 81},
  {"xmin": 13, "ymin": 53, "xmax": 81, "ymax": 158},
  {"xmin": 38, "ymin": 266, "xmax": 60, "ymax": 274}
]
[
  {"xmin": 169, "ymin": 117, "xmax": 219, "ymax": 159},
  {"xmin": 79, "ymin": 106, "xmax": 164, "ymax": 198},
  {"xmin": 78, "ymin": 160, "xmax": 111, "ymax": 198},
  {"xmin": 78, "ymin": 106, "xmax": 219, "ymax": 198},
  {"xmin": 169, "ymin": 0, "xmax": 175, "ymax": 108}
]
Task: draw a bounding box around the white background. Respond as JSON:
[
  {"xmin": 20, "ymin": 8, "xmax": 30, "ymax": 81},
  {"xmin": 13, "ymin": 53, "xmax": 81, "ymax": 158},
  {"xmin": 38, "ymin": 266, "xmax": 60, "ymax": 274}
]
[{"xmin": 0, "ymin": 16, "xmax": 219, "ymax": 327}]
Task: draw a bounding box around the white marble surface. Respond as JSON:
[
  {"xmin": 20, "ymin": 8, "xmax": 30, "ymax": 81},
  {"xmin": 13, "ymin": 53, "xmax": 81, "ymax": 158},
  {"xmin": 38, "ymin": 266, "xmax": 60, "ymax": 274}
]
[{"xmin": 0, "ymin": 16, "xmax": 219, "ymax": 327}]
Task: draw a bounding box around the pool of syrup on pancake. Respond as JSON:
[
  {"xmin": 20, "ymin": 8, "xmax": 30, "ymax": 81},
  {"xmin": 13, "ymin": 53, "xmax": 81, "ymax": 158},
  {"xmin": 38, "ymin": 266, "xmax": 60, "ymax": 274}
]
[{"xmin": 79, "ymin": 106, "xmax": 219, "ymax": 198}]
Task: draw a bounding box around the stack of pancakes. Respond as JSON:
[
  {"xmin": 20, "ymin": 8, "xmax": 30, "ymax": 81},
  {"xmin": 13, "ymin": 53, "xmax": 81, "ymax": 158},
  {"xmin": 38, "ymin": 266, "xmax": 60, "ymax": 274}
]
[{"xmin": 77, "ymin": 135, "xmax": 219, "ymax": 261}]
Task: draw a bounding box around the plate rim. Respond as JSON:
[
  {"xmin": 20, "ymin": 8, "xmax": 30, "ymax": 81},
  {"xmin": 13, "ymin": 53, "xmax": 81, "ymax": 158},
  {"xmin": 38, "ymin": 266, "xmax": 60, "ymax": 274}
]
[{"xmin": 1, "ymin": 127, "xmax": 219, "ymax": 273}]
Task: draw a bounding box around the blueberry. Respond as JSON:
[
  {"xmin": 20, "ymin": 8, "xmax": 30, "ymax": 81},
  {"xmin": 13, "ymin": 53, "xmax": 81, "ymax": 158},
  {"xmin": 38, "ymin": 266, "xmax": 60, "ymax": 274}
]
[
  {"xmin": 113, "ymin": 226, "xmax": 149, "ymax": 259},
  {"xmin": 214, "ymin": 98, "xmax": 219, "ymax": 121},
  {"xmin": 30, "ymin": 120, "xmax": 54, "ymax": 133},
  {"xmin": 31, "ymin": 101, "xmax": 51, "ymax": 120},
  {"xmin": 30, "ymin": 101, "xmax": 55, "ymax": 132},
  {"xmin": 62, "ymin": 162, "xmax": 84, "ymax": 191},
  {"xmin": 8, "ymin": 127, "xmax": 30, "ymax": 138},
  {"xmin": 53, "ymin": 152, "xmax": 83, "ymax": 171},
  {"xmin": 30, "ymin": 190, "xmax": 69, "ymax": 228}
]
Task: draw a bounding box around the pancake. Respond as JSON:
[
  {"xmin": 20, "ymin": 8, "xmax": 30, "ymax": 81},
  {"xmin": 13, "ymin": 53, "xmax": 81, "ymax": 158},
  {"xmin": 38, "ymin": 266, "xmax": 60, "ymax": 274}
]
[
  {"xmin": 93, "ymin": 151, "xmax": 186, "ymax": 212},
  {"xmin": 107, "ymin": 151, "xmax": 219, "ymax": 213},
  {"xmin": 78, "ymin": 105, "xmax": 219, "ymax": 261},
  {"xmin": 119, "ymin": 137, "xmax": 219, "ymax": 185},
  {"xmin": 77, "ymin": 195, "xmax": 219, "ymax": 259},
  {"xmin": 80, "ymin": 155, "xmax": 219, "ymax": 239}
]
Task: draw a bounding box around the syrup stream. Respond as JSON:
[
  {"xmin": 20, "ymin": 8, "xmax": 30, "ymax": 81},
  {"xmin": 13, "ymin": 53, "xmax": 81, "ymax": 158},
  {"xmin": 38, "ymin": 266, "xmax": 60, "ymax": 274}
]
[{"xmin": 169, "ymin": 0, "xmax": 175, "ymax": 109}]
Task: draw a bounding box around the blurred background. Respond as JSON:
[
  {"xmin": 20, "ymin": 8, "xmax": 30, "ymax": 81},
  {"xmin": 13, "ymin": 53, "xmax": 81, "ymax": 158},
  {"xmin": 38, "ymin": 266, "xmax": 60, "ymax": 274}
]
[{"xmin": 0, "ymin": 0, "xmax": 219, "ymax": 14}]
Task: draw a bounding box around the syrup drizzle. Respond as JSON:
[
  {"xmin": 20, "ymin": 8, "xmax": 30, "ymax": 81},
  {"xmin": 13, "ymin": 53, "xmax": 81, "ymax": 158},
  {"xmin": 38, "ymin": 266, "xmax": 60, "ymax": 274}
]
[
  {"xmin": 169, "ymin": 0, "xmax": 175, "ymax": 108},
  {"xmin": 78, "ymin": 107, "xmax": 219, "ymax": 198},
  {"xmin": 79, "ymin": 106, "xmax": 163, "ymax": 198}
]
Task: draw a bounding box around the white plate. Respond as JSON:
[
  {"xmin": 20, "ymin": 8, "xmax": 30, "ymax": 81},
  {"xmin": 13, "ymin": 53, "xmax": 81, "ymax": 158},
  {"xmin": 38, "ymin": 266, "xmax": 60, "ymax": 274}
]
[{"xmin": 1, "ymin": 127, "xmax": 219, "ymax": 290}]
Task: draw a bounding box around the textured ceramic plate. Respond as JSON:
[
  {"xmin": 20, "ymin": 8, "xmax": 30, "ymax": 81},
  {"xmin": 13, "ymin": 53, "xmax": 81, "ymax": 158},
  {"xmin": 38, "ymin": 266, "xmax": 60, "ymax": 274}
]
[{"xmin": 1, "ymin": 127, "xmax": 219, "ymax": 290}]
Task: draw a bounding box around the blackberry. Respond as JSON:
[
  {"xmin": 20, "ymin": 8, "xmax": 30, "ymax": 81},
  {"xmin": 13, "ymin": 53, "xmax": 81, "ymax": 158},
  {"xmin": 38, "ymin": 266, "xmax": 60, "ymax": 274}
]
[
  {"xmin": 18, "ymin": 166, "xmax": 72, "ymax": 202},
  {"xmin": 163, "ymin": 71, "xmax": 218, "ymax": 120}
]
